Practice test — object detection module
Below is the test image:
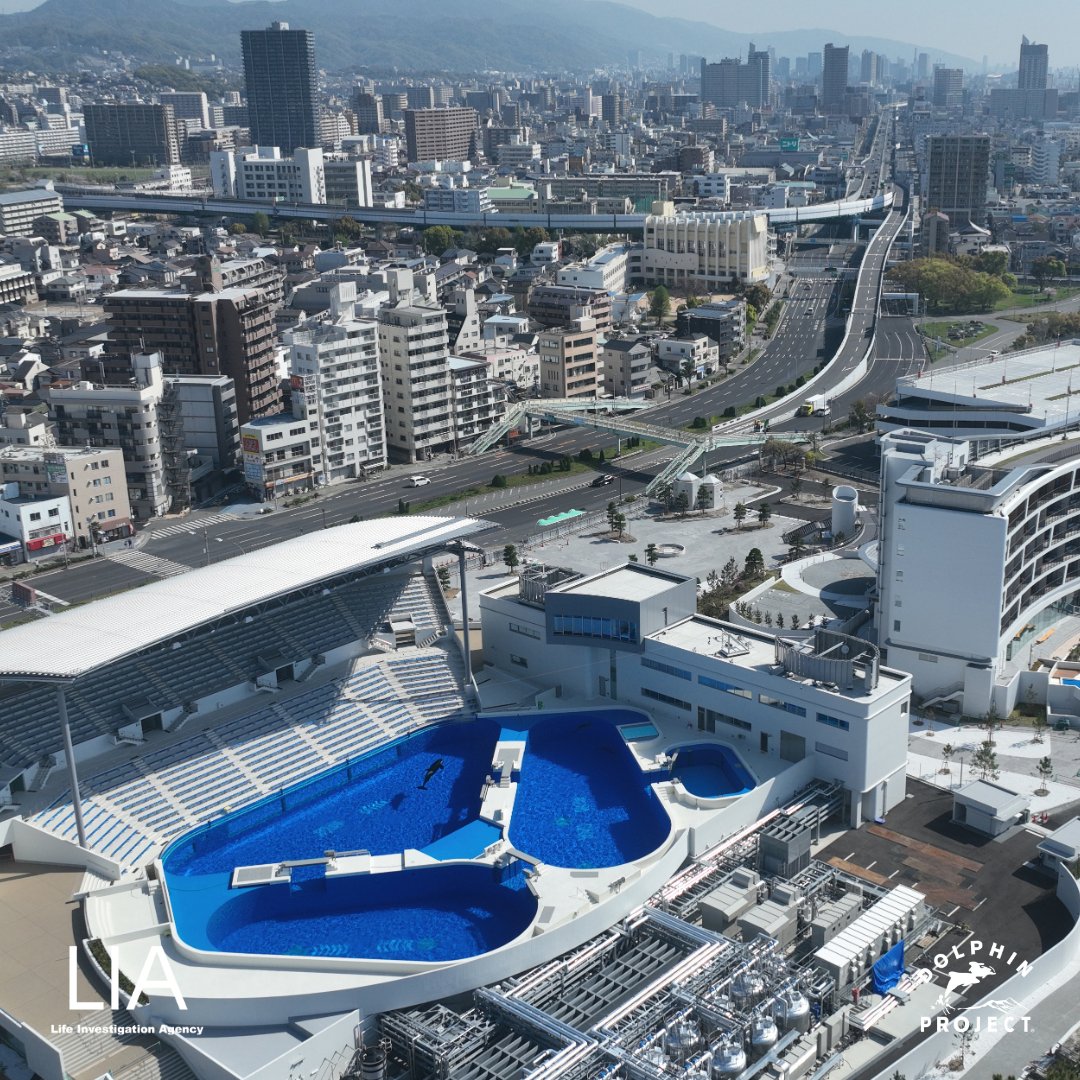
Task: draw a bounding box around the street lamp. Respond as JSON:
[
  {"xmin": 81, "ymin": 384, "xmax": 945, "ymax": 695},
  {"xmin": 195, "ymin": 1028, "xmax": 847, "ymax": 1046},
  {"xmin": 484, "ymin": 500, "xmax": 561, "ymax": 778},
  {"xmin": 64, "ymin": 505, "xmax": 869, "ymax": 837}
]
[{"xmin": 85, "ymin": 518, "xmax": 99, "ymax": 557}]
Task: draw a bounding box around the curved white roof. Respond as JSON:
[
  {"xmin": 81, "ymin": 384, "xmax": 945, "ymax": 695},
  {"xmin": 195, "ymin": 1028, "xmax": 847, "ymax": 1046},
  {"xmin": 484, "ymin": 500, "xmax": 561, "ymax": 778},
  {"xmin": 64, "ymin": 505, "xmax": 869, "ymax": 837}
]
[{"xmin": 0, "ymin": 516, "xmax": 486, "ymax": 681}]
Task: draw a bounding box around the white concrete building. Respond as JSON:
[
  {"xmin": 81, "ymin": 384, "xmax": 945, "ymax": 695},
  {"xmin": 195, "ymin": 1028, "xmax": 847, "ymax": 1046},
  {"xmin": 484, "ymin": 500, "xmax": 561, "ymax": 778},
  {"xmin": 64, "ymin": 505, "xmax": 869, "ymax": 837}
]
[
  {"xmin": 0, "ymin": 484, "xmax": 73, "ymax": 562},
  {"xmin": 556, "ymin": 243, "xmax": 635, "ymax": 293},
  {"xmin": 657, "ymin": 334, "xmax": 721, "ymax": 377},
  {"xmin": 210, "ymin": 146, "xmax": 326, "ymax": 204},
  {"xmin": 285, "ymin": 284, "xmax": 386, "ymax": 483},
  {"xmin": 479, "ymin": 563, "xmax": 911, "ymax": 826},
  {"xmin": 378, "ymin": 302, "xmax": 454, "ymax": 462},
  {"xmin": 643, "ymin": 209, "xmax": 769, "ymax": 288},
  {"xmin": 877, "ymin": 430, "xmax": 1080, "ymax": 718},
  {"xmin": 240, "ymin": 412, "xmax": 321, "ymax": 500}
]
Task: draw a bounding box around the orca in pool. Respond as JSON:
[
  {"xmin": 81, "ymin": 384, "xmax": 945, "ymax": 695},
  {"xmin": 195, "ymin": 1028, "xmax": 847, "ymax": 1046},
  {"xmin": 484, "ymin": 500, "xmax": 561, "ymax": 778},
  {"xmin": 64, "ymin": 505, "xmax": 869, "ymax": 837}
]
[{"xmin": 419, "ymin": 758, "xmax": 445, "ymax": 789}]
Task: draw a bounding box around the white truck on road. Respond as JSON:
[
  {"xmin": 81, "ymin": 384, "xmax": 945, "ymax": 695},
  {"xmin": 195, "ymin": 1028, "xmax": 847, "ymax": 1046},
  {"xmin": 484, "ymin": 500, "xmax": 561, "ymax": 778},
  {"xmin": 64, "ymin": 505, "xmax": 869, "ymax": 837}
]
[{"xmin": 796, "ymin": 394, "xmax": 830, "ymax": 417}]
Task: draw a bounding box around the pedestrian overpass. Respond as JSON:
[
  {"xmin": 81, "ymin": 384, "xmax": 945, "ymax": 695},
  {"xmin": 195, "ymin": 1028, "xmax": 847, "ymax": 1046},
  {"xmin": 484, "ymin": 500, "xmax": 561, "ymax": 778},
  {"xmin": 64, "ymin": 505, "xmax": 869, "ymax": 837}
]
[{"xmin": 468, "ymin": 399, "xmax": 808, "ymax": 493}]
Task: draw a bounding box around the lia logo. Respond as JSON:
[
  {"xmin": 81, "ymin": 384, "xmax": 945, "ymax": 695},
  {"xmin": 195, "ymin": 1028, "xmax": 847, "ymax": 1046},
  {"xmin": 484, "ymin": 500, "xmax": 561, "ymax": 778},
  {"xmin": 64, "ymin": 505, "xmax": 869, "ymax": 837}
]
[{"xmin": 70, "ymin": 945, "xmax": 188, "ymax": 1011}]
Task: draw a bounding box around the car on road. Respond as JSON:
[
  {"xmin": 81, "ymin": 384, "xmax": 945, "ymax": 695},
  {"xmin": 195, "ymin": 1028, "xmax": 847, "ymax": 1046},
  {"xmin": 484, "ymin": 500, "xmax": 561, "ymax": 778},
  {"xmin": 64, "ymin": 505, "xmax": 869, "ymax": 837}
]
[
  {"xmin": 406, "ymin": 475, "xmax": 432, "ymax": 487},
  {"xmin": 591, "ymin": 474, "xmax": 616, "ymax": 487}
]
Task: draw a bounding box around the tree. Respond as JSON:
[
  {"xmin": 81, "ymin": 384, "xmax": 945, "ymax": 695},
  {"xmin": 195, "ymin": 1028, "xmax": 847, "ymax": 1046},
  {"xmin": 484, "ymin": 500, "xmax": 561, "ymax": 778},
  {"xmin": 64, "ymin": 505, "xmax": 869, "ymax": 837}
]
[
  {"xmin": 251, "ymin": 211, "xmax": 270, "ymax": 237},
  {"xmin": 613, "ymin": 512, "xmax": 627, "ymax": 539},
  {"xmin": 228, "ymin": 221, "xmax": 247, "ymax": 235},
  {"xmin": 940, "ymin": 743, "xmax": 954, "ymax": 774},
  {"xmin": 513, "ymin": 225, "xmax": 550, "ymax": 258},
  {"xmin": 502, "ymin": 544, "xmax": 520, "ymax": 572},
  {"xmin": 606, "ymin": 500, "xmax": 618, "ymax": 532},
  {"xmin": 422, "ymin": 225, "xmax": 457, "ymax": 255},
  {"xmin": 791, "ymin": 613, "xmax": 801, "ymax": 629},
  {"xmin": 733, "ymin": 501, "xmax": 748, "ymax": 529},
  {"xmin": 680, "ymin": 358, "xmax": 696, "ymax": 386},
  {"xmin": 721, "ymin": 556, "xmax": 739, "ymax": 586},
  {"xmin": 757, "ymin": 502, "xmax": 772, "ymax": 527},
  {"xmin": 1036, "ymin": 755, "xmax": 1053, "ymax": 795},
  {"xmin": 973, "ymin": 740, "xmax": 1000, "ymax": 781},
  {"xmin": 673, "ymin": 491, "xmax": 690, "ymax": 517},
  {"xmin": 1032, "ymin": 255, "xmax": 1066, "ymax": 289},
  {"xmin": 490, "ymin": 473, "xmax": 507, "ymax": 488},
  {"xmin": 763, "ymin": 611, "xmax": 773, "ymax": 626},
  {"xmin": 849, "ymin": 399, "xmax": 872, "ymax": 432},
  {"xmin": 646, "ymin": 543, "xmax": 659, "ymax": 566},
  {"xmin": 788, "ymin": 534, "xmax": 806, "ymax": 561},
  {"xmin": 695, "ymin": 485, "xmax": 709, "ymax": 515},
  {"xmin": 649, "ymin": 286, "xmax": 671, "ymax": 323},
  {"xmin": 789, "ymin": 476, "xmax": 802, "ymax": 502},
  {"xmin": 833, "ymin": 530, "xmax": 847, "ymax": 548},
  {"xmin": 980, "ymin": 702, "xmax": 1000, "ymax": 746},
  {"xmin": 744, "ymin": 547, "xmax": 765, "ymax": 578},
  {"xmin": 776, "ymin": 613, "xmax": 785, "ymax": 629},
  {"xmin": 1033, "ymin": 701, "xmax": 1047, "ymax": 744}
]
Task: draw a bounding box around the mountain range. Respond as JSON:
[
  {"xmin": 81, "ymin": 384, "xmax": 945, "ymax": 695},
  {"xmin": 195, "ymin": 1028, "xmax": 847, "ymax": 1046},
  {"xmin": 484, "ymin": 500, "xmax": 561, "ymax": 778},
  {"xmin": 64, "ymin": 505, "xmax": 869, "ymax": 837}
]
[{"xmin": 0, "ymin": 0, "xmax": 976, "ymax": 74}]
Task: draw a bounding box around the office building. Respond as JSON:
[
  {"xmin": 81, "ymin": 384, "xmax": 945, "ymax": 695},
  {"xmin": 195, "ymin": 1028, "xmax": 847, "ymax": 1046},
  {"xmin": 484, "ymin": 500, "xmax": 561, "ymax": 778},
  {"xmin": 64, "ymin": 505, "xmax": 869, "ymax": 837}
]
[
  {"xmin": 241, "ymin": 21, "xmax": 320, "ymax": 153},
  {"xmin": 860, "ymin": 50, "xmax": 878, "ymax": 86},
  {"xmin": 210, "ymin": 145, "xmax": 326, "ymax": 203},
  {"xmin": 324, "ymin": 157, "xmax": 373, "ymax": 207},
  {"xmin": 925, "ymin": 134, "xmax": 990, "ymax": 228},
  {"xmin": 166, "ymin": 375, "xmax": 239, "ymax": 473},
  {"xmin": 932, "ymin": 67, "xmax": 964, "ymax": 109},
  {"xmin": 556, "ymin": 243, "xmax": 634, "ymax": 294},
  {"xmin": 538, "ymin": 317, "xmax": 600, "ymax": 400},
  {"xmin": 0, "ymin": 444, "xmax": 132, "ymax": 547},
  {"xmin": 821, "ymin": 44, "xmax": 849, "ymax": 113},
  {"xmin": 1018, "ymin": 36, "xmax": 1048, "ymax": 91},
  {"xmin": 353, "ymin": 92, "xmax": 384, "ymax": 135},
  {"xmin": 239, "ymin": 411, "xmax": 321, "ymax": 501},
  {"xmin": 378, "ymin": 301, "xmax": 454, "ymax": 462},
  {"xmin": 158, "ymin": 91, "xmax": 210, "ymax": 129},
  {"xmin": 674, "ymin": 299, "xmax": 747, "ymax": 361},
  {"xmin": 0, "ymin": 188, "xmax": 63, "ymax": 236},
  {"xmin": 403, "ymin": 107, "xmax": 478, "ymax": 163},
  {"xmin": 642, "ymin": 210, "xmax": 769, "ymax": 289},
  {"xmin": 876, "ymin": 430, "xmax": 1080, "ymax": 719},
  {"xmin": 600, "ymin": 338, "xmax": 651, "ymax": 398},
  {"xmin": 285, "ymin": 283, "xmax": 386, "ymax": 483},
  {"xmin": 83, "ymin": 103, "xmax": 181, "ymax": 167}
]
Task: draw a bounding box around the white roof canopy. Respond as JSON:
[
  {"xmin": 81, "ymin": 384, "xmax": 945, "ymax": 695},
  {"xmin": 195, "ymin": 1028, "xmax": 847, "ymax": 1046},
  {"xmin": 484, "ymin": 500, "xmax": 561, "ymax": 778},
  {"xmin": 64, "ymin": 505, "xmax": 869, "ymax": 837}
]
[{"xmin": 0, "ymin": 516, "xmax": 486, "ymax": 680}]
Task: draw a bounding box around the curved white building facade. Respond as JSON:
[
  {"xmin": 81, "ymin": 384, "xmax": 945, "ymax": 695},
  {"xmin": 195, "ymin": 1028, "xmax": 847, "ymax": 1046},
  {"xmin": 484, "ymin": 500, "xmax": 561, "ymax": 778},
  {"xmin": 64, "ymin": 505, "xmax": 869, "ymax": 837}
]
[
  {"xmin": 877, "ymin": 430, "xmax": 1080, "ymax": 716},
  {"xmin": 643, "ymin": 210, "xmax": 769, "ymax": 288}
]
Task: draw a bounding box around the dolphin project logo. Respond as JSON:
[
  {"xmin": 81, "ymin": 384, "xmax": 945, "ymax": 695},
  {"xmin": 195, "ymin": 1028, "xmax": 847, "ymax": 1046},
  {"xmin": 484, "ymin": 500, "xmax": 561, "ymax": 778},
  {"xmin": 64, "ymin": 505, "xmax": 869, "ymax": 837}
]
[{"xmin": 920, "ymin": 939, "xmax": 1033, "ymax": 1034}]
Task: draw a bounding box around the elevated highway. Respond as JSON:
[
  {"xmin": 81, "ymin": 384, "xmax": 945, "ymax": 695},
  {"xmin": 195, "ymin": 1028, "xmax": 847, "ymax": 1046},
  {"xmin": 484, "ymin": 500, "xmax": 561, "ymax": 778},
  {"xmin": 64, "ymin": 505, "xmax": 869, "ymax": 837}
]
[{"xmin": 57, "ymin": 189, "xmax": 894, "ymax": 233}]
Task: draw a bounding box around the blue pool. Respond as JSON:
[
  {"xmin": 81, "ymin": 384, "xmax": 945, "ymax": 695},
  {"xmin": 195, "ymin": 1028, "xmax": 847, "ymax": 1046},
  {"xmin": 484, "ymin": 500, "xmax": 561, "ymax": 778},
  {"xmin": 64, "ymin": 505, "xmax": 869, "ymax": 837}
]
[
  {"xmin": 507, "ymin": 713, "xmax": 670, "ymax": 869},
  {"xmin": 669, "ymin": 744, "xmax": 756, "ymax": 798},
  {"xmin": 619, "ymin": 720, "xmax": 661, "ymax": 741},
  {"xmin": 160, "ymin": 710, "xmax": 741, "ymax": 962}
]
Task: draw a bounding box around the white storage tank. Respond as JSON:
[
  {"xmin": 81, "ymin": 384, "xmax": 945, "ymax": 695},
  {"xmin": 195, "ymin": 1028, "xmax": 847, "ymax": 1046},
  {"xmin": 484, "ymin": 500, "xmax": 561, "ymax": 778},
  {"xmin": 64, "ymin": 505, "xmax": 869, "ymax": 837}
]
[
  {"xmin": 672, "ymin": 471, "xmax": 701, "ymax": 511},
  {"xmin": 773, "ymin": 990, "xmax": 812, "ymax": 1034},
  {"xmin": 664, "ymin": 1020, "xmax": 702, "ymax": 1063},
  {"xmin": 712, "ymin": 1040, "xmax": 747, "ymax": 1079},
  {"xmin": 831, "ymin": 485, "xmax": 858, "ymax": 539},
  {"xmin": 749, "ymin": 1017, "xmax": 778, "ymax": 1061},
  {"xmin": 700, "ymin": 473, "xmax": 723, "ymax": 509}
]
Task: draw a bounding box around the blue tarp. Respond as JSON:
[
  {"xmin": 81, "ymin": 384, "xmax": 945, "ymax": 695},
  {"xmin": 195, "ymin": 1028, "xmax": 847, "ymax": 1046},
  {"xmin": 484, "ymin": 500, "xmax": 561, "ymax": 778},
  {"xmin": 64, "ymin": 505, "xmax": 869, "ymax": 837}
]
[{"xmin": 871, "ymin": 941, "xmax": 905, "ymax": 995}]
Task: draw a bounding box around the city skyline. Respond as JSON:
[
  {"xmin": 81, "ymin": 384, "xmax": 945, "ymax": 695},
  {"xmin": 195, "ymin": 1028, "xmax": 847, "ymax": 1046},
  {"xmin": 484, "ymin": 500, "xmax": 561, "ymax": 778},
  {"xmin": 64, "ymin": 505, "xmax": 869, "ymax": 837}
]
[{"xmin": 0, "ymin": 0, "xmax": 1076, "ymax": 66}]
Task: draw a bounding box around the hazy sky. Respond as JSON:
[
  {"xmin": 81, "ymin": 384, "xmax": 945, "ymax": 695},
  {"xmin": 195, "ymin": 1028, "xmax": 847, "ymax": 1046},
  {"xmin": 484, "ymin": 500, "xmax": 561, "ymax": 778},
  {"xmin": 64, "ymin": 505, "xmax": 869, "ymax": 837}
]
[{"xmin": 0, "ymin": 0, "xmax": 1076, "ymax": 66}]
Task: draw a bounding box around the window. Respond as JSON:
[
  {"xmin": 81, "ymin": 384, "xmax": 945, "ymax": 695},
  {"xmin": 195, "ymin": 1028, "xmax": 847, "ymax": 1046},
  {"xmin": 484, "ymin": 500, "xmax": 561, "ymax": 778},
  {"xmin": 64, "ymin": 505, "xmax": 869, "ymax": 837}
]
[
  {"xmin": 759, "ymin": 694, "xmax": 806, "ymax": 717},
  {"xmin": 642, "ymin": 687, "xmax": 691, "ymax": 712},
  {"xmin": 642, "ymin": 657, "xmax": 691, "ymax": 681},
  {"xmin": 552, "ymin": 614, "xmax": 637, "ymax": 642},
  {"xmin": 893, "ymin": 619, "xmax": 902, "ymax": 632},
  {"xmin": 698, "ymin": 705, "xmax": 751, "ymax": 732},
  {"xmin": 699, "ymin": 674, "xmax": 751, "ymax": 698},
  {"xmin": 816, "ymin": 713, "xmax": 850, "ymax": 731},
  {"xmin": 918, "ymin": 652, "xmax": 939, "ymax": 663},
  {"xmin": 815, "ymin": 741, "xmax": 848, "ymax": 761},
  {"xmin": 509, "ymin": 621, "xmax": 541, "ymax": 639}
]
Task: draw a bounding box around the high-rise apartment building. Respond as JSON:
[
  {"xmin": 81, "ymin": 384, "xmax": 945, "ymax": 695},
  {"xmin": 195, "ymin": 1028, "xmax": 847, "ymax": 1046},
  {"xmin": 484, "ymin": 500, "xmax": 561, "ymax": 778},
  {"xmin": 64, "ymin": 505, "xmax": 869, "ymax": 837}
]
[
  {"xmin": 285, "ymin": 283, "xmax": 386, "ymax": 482},
  {"xmin": 105, "ymin": 259, "xmax": 284, "ymax": 425},
  {"xmin": 241, "ymin": 21, "xmax": 320, "ymax": 152},
  {"xmin": 378, "ymin": 303, "xmax": 454, "ymax": 462},
  {"xmin": 700, "ymin": 48, "xmax": 771, "ymax": 110},
  {"xmin": 925, "ymin": 134, "xmax": 991, "ymax": 228},
  {"xmin": 538, "ymin": 317, "xmax": 600, "ymax": 400},
  {"xmin": 353, "ymin": 92, "xmax": 384, "ymax": 134},
  {"xmin": 84, "ymin": 104, "xmax": 181, "ymax": 167},
  {"xmin": 1018, "ymin": 36, "xmax": 1048, "ymax": 91},
  {"xmin": 403, "ymin": 107, "xmax": 478, "ymax": 163},
  {"xmin": 821, "ymin": 44, "xmax": 849, "ymax": 112},
  {"xmin": 932, "ymin": 67, "xmax": 964, "ymax": 108},
  {"xmin": 158, "ymin": 91, "xmax": 210, "ymax": 129},
  {"xmin": 860, "ymin": 49, "xmax": 878, "ymax": 86}
]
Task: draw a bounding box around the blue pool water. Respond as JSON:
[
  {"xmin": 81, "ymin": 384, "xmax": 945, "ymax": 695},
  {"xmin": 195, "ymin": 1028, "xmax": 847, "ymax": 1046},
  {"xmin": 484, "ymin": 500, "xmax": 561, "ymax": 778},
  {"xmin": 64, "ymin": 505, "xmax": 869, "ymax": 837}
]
[
  {"xmin": 507, "ymin": 713, "xmax": 671, "ymax": 869},
  {"xmin": 160, "ymin": 709, "xmax": 741, "ymax": 961},
  {"xmin": 164, "ymin": 720, "xmax": 500, "ymax": 877},
  {"xmin": 169, "ymin": 862, "xmax": 536, "ymax": 962},
  {"xmin": 1064, "ymin": 678, "xmax": 1080, "ymax": 688},
  {"xmin": 669, "ymin": 744, "xmax": 756, "ymax": 798},
  {"xmin": 619, "ymin": 721, "xmax": 660, "ymax": 741}
]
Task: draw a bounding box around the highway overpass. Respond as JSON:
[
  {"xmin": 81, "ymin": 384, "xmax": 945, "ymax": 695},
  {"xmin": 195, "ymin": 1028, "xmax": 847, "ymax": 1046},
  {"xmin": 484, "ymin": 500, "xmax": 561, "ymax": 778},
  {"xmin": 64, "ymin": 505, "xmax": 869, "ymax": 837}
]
[{"xmin": 56, "ymin": 189, "xmax": 894, "ymax": 233}]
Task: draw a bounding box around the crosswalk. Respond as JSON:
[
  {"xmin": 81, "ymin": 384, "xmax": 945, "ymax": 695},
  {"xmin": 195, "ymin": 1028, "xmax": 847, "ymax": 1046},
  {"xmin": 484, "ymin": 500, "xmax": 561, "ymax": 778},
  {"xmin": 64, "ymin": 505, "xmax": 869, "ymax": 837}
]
[
  {"xmin": 144, "ymin": 511, "xmax": 236, "ymax": 539},
  {"xmin": 105, "ymin": 549, "xmax": 192, "ymax": 579}
]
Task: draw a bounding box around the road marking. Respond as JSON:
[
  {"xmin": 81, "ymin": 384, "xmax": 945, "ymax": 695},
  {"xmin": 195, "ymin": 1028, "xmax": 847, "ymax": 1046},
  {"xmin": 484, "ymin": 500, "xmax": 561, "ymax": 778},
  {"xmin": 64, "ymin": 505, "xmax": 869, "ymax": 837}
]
[{"xmin": 104, "ymin": 549, "xmax": 191, "ymax": 578}]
